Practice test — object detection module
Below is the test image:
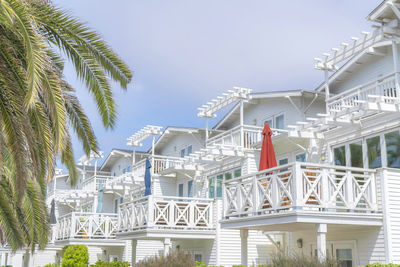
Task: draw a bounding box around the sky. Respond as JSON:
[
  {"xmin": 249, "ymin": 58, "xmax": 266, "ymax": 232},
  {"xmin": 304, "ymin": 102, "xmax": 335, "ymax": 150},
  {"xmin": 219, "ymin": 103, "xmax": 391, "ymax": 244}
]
[{"xmin": 53, "ymin": 0, "xmax": 380, "ymax": 166}]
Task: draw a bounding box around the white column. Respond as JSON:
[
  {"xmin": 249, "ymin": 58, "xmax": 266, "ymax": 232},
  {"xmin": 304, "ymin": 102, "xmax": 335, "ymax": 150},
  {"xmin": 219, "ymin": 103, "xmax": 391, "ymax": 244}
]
[
  {"xmin": 324, "ymin": 70, "xmax": 330, "ymax": 114},
  {"xmin": 392, "ymin": 40, "xmax": 400, "ymax": 101},
  {"xmin": 131, "ymin": 240, "xmax": 137, "ymax": 265},
  {"xmin": 240, "ymin": 99, "xmax": 244, "ymax": 147},
  {"xmin": 163, "ymin": 238, "xmax": 172, "ymax": 257},
  {"xmin": 205, "ymin": 117, "xmax": 209, "ymax": 143},
  {"xmin": 316, "ymin": 223, "xmax": 327, "ymax": 262},
  {"xmin": 132, "ymin": 147, "xmax": 136, "ymax": 166},
  {"xmin": 240, "ymin": 229, "xmax": 248, "ymax": 266},
  {"xmin": 151, "ymin": 136, "xmax": 155, "ymax": 175}
]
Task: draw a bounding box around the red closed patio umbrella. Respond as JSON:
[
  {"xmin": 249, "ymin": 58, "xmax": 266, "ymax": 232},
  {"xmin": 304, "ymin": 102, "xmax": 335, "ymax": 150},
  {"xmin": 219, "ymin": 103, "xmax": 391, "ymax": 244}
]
[{"xmin": 259, "ymin": 123, "xmax": 277, "ymax": 171}]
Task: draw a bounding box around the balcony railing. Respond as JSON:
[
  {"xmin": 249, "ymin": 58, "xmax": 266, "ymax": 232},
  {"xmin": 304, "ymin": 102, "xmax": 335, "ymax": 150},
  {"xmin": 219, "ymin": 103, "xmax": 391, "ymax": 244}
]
[
  {"xmin": 55, "ymin": 212, "xmax": 118, "ymax": 241},
  {"xmin": 327, "ymin": 72, "xmax": 398, "ymax": 114},
  {"xmin": 82, "ymin": 175, "xmax": 114, "ymax": 191},
  {"xmin": 207, "ymin": 125, "xmax": 273, "ymax": 149},
  {"xmin": 223, "ymin": 162, "xmax": 379, "ymax": 218},
  {"xmin": 118, "ymin": 196, "xmax": 215, "ymax": 233},
  {"xmin": 131, "ymin": 155, "xmax": 185, "ymax": 178}
]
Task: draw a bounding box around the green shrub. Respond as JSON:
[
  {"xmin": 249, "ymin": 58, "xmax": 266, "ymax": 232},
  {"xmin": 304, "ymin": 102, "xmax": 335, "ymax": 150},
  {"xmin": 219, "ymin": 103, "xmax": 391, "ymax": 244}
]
[
  {"xmin": 90, "ymin": 260, "xmax": 130, "ymax": 267},
  {"xmin": 61, "ymin": 245, "xmax": 89, "ymax": 267},
  {"xmin": 43, "ymin": 264, "xmax": 59, "ymax": 267},
  {"xmin": 362, "ymin": 264, "xmax": 400, "ymax": 267},
  {"xmin": 271, "ymin": 253, "xmax": 339, "ymax": 267},
  {"xmin": 136, "ymin": 250, "xmax": 194, "ymax": 267}
]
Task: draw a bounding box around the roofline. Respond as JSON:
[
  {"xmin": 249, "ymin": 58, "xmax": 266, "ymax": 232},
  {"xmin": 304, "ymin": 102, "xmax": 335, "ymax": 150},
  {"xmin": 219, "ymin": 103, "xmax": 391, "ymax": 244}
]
[
  {"xmin": 315, "ymin": 40, "xmax": 392, "ymax": 92},
  {"xmin": 367, "ymin": 0, "xmax": 387, "ymax": 21},
  {"xmin": 213, "ymin": 90, "xmax": 324, "ymax": 130},
  {"xmin": 100, "ymin": 148, "xmax": 133, "ymax": 171}
]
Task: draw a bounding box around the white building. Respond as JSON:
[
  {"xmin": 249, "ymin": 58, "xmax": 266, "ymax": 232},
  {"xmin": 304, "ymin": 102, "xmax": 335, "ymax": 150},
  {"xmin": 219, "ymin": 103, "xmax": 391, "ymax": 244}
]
[{"xmin": 2, "ymin": 0, "xmax": 400, "ymax": 266}]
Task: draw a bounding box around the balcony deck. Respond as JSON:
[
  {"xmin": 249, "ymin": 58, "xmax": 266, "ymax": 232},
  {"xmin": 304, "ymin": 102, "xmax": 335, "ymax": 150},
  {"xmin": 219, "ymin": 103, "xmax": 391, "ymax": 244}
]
[
  {"xmin": 55, "ymin": 212, "xmax": 123, "ymax": 245},
  {"xmin": 117, "ymin": 196, "xmax": 216, "ymax": 239},
  {"xmin": 221, "ymin": 162, "xmax": 382, "ymax": 230}
]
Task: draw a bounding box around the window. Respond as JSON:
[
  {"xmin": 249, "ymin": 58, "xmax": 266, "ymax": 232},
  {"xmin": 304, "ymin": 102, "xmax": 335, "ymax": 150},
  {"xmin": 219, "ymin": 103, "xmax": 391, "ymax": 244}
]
[
  {"xmin": 296, "ymin": 153, "xmax": 306, "ymax": 162},
  {"xmin": 334, "ymin": 146, "xmax": 346, "ymax": 166},
  {"xmin": 224, "ymin": 172, "xmax": 232, "ymax": 181},
  {"xmin": 264, "ymin": 118, "xmax": 273, "ymax": 126},
  {"xmin": 178, "ymin": 183, "xmax": 184, "ymax": 197},
  {"xmin": 180, "ymin": 148, "xmax": 185, "ymax": 158},
  {"xmin": 216, "ymin": 175, "xmax": 223, "ymax": 198},
  {"xmin": 367, "ymin": 136, "xmax": 382, "ymax": 168},
  {"xmin": 385, "ymin": 131, "xmax": 400, "ymax": 168},
  {"xmin": 123, "ymin": 168, "xmax": 126, "ymax": 174},
  {"xmin": 264, "ymin": 113, "xmax": 284, "ymax": 129},
  {"xmin": 194, "ymin": 254, "xmax": 202, "ymax": 262},
  {"xmin": 336, "ymin": 249, "xmax": 352, "ymax": 267},
  {"xmin": 279, "ymin": 158, "xmax": 288, "ymax": 165},
  {"xmin": 187, "ymin": 145, "xmax": 193, "ymax": 155},
  {"xmin": 275, "ymin": 114, "xmax": 284, "ymax": 129},
  {"xmin": 208, "ymin": 178, "xmax": 215, "ymax": 198},
  {"xmin": 188, "ymin": 181, "xmax": 193, "ymax": 197},
  {"xmin": 114, "ymin": 199, "xmax": 118, "ymax": 213},
  {"xmin": 349, "ymin": 141, "xmax": 363, "ymax": 168},
  {"xmin": 234, "ymin": 169, "xmax": 242, "ymax": 178},
  {"xmin": 127, "ymin": 166, "xmax": 131, "ymax": 172}
]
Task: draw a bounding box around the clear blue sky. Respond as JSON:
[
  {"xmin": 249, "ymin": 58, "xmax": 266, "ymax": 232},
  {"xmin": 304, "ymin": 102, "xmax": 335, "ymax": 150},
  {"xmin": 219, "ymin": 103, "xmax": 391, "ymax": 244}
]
[{"xmin": 53, "ymin": 0, "xmax": 379, "ymax": 165}]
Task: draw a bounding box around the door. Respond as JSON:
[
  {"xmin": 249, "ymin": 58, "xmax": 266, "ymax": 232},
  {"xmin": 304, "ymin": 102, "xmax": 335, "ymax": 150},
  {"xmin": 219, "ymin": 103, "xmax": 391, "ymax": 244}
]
[
  {"xmin": 311, "ymin": 241, "xmax": 356, "ymax": 267},
  {"xmin": 178, "ymin": 183, "xmax": 184, "ymax": 197}
]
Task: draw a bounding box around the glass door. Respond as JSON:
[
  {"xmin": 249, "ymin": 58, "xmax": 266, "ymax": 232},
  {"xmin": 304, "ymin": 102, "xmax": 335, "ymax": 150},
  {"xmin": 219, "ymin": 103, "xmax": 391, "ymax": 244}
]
[{"xmin": 311, "ymin": 241, "xmax": 356, "ymax": 267}]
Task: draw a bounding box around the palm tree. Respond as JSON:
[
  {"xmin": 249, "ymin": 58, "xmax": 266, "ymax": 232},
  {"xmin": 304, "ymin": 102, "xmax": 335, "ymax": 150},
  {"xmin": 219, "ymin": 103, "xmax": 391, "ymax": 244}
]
[{"xmin": 0, "ymin": 0, "xmax": 132, "ymax": 250}]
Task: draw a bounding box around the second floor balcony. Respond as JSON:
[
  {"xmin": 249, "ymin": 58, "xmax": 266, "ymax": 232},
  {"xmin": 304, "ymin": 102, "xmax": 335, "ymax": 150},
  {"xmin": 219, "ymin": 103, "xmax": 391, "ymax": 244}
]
[
  {"xmin": 327, "ymin": 72, "xmax": 398, "ymax": 116},
  {"xmin": 55, "ymin": 212, "xmax": 121, "ymax": 244},
  {"xmin": 117, "ymin": 196, "xmax": 216, "ymax": 239},
  {"xmin": 222, "ymin": 162, "xmax": 382, "ymax": 229}
]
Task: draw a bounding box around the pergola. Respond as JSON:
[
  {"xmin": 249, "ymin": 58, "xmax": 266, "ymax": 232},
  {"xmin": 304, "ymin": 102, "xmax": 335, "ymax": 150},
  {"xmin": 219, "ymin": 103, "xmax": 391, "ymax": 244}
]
[
  {"xmin": 126, "ymin": 125, "xmax": 163, "ymax": 165},
  {"xmin": 197, "ymin": 87, "xmax": 252, "ymax": 141}
]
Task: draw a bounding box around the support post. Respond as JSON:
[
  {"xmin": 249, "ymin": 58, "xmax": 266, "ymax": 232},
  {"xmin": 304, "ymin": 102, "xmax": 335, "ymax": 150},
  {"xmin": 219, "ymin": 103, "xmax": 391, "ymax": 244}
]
[
  {"xmin": 392, "ymin": 40, "xmax": 400, "ymax": 101},
  {"xmin": 240, "ymin": 229, "xmax": 248, "ymax": 266},
  {"xmin": 151, "ymin": 136, "xmax": 155, "ymax": 175},
  {"xmin": 131, "ymin": 240, "xmax": 137, "ymax": 266},
  {"xmin": 316, "ymin": 223, "xmax": 327, "ymax": 262},
  {"xmin": 132, "ymin": 147, "xmax": 136, "ymax": 166},
  {"xmin": 240, "ymin": 99, "xmax": 244, "ymax": 147},
  {"xmin": 324, "ymin": 70, "xmax": 330, "ymax": 114},
  {"xmin": 205, "ymin": 117, "xmax": 209, "ymax": 143},
  {"xmin": 163, "ymin": 238, "xmax": 172, "ymax": 257}
]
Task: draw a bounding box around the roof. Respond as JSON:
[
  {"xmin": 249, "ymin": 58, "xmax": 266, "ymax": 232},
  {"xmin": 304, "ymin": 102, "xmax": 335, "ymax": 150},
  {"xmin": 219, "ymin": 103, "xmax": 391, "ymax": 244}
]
[
  {"xmin": 152, "ymin": 126, "xmax": 209, "ymax": 153},
  {"xmin": 367, "ymin": 0, "xmax": 397, "ymax": 22},
  {"xmin": 100, "ymin": 148, "xmax": 137, "ymax": 171},
  {"xmin": 213, "ymin": 90, "xmax": 324, "ymax": 130}
]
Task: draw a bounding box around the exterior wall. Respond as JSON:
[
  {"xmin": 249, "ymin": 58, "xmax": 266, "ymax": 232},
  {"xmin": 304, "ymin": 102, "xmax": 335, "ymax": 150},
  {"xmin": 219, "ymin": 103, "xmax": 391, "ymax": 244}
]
[
  {"xmin": 380, "ymin": 168, "xmax": 400, "ymax": 263},
  {"xmin": 135, "ymin": 240, "xmax": 164, "ymax": 262},
  {"xmin": 330, "ymin": 46, "xmax": 394, "ymax": 95},
  {"xmin": 217, "ymin": 96, "xmax": 325, "ymax": 131},
  {"xmin": 153, "ymin": 176, "xmax": 177, "ymax": 196},
  {"xmin": 156, "ymin": 132, "xmax": 205, "ymax": 158},
  {"xmin": 291, "ymin": 226, "xmax": 385, "ymax": 266},
  {"xmin": 110, "ymin": 157, "xmax": 132, "ymax": 177}
]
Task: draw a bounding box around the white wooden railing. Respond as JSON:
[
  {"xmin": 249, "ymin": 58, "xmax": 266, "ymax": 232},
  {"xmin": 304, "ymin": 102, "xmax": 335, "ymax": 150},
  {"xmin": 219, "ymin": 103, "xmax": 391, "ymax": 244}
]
[
  {"xmin": 118, "ymin": 196, "xmax": 215, "ymax": 232},
  {"xmin": 206, "ymin": 125, "xmax": 285, "ymax": 149},
  {"xmin": 327, "ymin": 73, "xmax": 398, "ymax": 113},
  {"xmin": 82, "ymin": 175, "xmax": 114, "ymax": 191},
  {"xmin": 131, "ymin": 155, "xmax": 185, "ymax": 178},
  {"xmin": 224, "ymin": 162, "xmax": 379, "ymax": 218},
  {"xmin": 55, "ymin": 212, "xmax": 118, "ymax": 240}
]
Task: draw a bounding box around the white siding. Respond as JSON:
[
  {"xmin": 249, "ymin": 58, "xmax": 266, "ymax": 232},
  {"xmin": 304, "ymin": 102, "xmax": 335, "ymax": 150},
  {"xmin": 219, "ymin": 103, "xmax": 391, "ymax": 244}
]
[
  {"xmin": 110, "ymin": 157, "xmax": 132, "ymax": 177},
  {"xmin": 156, "ymin": 132, "xmax": 205, "ymax": 158},
  {"xmin": 330, "ymin": 46, "xmax": 394, "ymax": 95},
  {"xmin": 381, "ymin": 168, "xmax": 400, "ymax": 263},
  {"xmin": 135, "ymin": 240, "xmax": 164, "ymax": 262}
]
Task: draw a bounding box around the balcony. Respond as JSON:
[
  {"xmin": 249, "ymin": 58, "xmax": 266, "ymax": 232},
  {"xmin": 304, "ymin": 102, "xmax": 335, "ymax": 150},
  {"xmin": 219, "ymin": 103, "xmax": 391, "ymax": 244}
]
[
  {"xmin": 117, "ymin": 196, "xmax": 216, "ymax": 239},
  {"xmin": 327, "ymin": 72, "xmax": 398, "ymax": 115},
  {"xmin": 130, "ymin": 155, "xmax": 186, "ymax": 179},
  {"xmin": 55, "ymin": 212, "xmax": 121, "ymax": 244},
  {"xmin": 82, "ymin": 174, "xmax": 114, "ymax": 191},
  {"xmin": 222, "ymin": 162, "xmax": 382, "ymax": 229}
]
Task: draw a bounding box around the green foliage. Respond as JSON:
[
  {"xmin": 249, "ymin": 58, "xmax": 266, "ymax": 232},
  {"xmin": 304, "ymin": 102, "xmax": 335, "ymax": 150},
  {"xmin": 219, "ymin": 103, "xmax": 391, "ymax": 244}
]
[
  {"xmin": 271, "ymin": 253, "xmax": 339, "ymax": 267},
  {"xmin": 137, "ymin": 250, "xmax": 194, "ymax": 267},
  {"xmin": 90, "ymin": 260, "xmax": 130, "ymax": 267},
  {"xmin": 361, "ymin": 264, "xmax": 400, "ymax": 267},
  {"xmin": 43, "ymin": 264, "xmax": 59, "ymax": 267},
  {"xmin": 61, "ymin": 245, "xmax": 89, "ymax": 267},
  {"xmin": 0, "ymin": 0, "xmax": 131, "ymax": 251}
]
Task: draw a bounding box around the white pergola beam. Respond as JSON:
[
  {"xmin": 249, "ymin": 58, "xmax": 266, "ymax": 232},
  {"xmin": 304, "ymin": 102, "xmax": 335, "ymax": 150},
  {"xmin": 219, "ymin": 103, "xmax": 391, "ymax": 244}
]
[
  {"xmin": 197, "ymin": 87, "xmax": 252, "ymax": 118},
  {"xmin": 126, "ymin": 125, "xmax": 163, "ymax": 147}
]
